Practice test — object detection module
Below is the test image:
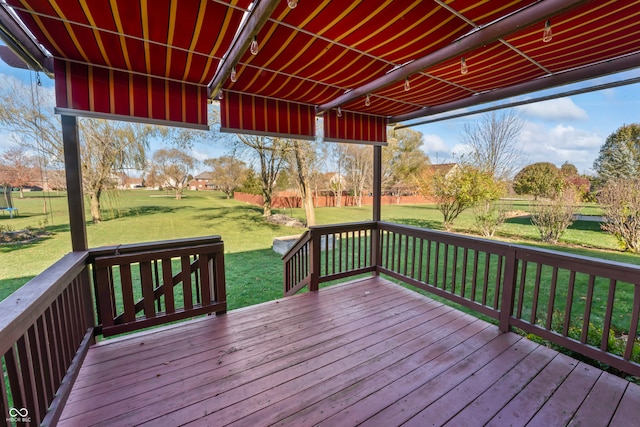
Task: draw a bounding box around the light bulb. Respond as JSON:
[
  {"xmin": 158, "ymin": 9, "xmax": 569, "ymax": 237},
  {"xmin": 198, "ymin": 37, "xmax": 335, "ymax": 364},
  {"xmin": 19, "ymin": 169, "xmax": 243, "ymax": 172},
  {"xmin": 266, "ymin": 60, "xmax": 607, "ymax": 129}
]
[
  {"xmin": 542, "ymin": 20, "xmax": 552, "ymax": 43},
  {"xmin": 218, "ymin": 90, "xmax": 223, "ymax": 99},
  {"xmin": 337, "ymin": 107, "xmax": 342, "ymax": 118},
  {"xmin": 404, "ymin": 77, "xmax": 410, "ymax": 91},
  {"xmin": 365, "ymin": 94, "xmax": 371, "ymax": 107},
  {"xmin": 287, "ymin": 0, "xmax": 298, "ymax": 9},
  {"xmin": 460, "ymin": 57, "xmax": 468, "ymax": 75},
  {"xmin": 230, "ymin": 66, "xmax": 237, "ymax": 82},
  {"xmin": 250, "ymin": 36, "xmax": 259, "ymax": 55}
]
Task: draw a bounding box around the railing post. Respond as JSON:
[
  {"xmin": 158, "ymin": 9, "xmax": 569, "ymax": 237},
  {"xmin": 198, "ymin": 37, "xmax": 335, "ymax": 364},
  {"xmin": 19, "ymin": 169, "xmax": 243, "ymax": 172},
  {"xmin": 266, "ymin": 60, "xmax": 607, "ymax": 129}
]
[
  {"xmin": 309, "ymin": 229, "xmax": 321, "ymax": 291},
  {"xmin": 499, "ymin": 248, "xmax": 518, "ymax": 332},
  {"xmin": 371, "ymin": 222, "xmax": 381, "ymax": 275}
]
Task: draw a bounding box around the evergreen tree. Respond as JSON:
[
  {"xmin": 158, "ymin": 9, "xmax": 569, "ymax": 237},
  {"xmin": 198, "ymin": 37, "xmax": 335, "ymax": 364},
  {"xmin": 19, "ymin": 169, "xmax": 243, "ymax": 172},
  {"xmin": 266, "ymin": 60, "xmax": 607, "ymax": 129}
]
[{"xmin": 593, "ymin": 123, "xmax": 640, "ymax": 182}]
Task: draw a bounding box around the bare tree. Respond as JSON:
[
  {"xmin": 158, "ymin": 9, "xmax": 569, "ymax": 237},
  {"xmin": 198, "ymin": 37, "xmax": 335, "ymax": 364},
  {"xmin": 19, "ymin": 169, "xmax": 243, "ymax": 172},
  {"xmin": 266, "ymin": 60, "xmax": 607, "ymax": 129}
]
[
  {"xmin": 232, "ymin": 135, "xmax": 291, "ymax": 216},
  {"xmin": 288, "ymin": 140, "xmax": 318, "ymax": 226},
  {"xmin": 460, "ymin": 110, "xmax": 526, "ymax": 180},
  {"xmin": 147, "ymin": 148, "xmax": 197, "ymax": 200},
  {"xmin": 204, "ymin": 156, "xmax": 249, "ymax": 198},
  {"xmin": 341, "ymin": 144, "xmax": 372, "ymax": 207}
]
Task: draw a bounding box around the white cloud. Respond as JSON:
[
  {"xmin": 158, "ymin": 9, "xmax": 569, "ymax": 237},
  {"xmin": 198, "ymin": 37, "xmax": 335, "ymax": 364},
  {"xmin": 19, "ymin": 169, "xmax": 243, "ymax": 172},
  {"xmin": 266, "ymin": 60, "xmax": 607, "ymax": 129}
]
[
  {"xmin": 518, "ymin": 122, "xmax": 603, "ymax": 174},
  {"xmin": 518, "ymin": 98, "xmax": 588, "ymax": 121},
  {"xmin": 421, "ymin": 133, "xmax": 455, "ymax": 162}
]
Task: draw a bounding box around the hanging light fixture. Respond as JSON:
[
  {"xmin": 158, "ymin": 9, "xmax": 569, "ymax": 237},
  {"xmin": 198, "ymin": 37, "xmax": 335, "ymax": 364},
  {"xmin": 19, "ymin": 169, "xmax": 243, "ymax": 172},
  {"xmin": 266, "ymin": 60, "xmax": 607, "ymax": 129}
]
[
  {"xmin": 250, "ymin": 36, "xmax": 259, "ymax": 55},
  {"xmin": 337, "ymin": 107, "xmax": 342, "ymax": 118},
  {"xmin": 230, "ymin": 66, "xmax": 238, "ymax": 82},
  {"xmin": 404, "ymin": 77, "xmax": 410, "ymax": 92},
  {"xmin": 460, "ymin": 57, "xmax": 468, "ymax": 75},
  {"xmin": 365, "ymin": 94, "xmax": 371, "ymax": 107},
  {"xmin": 287, "ymin": 0, "xmax": 298, "ymax": 9},
  {"xmin": 542, "ymin": 20, "xmax": 553, "ymax": 42}
]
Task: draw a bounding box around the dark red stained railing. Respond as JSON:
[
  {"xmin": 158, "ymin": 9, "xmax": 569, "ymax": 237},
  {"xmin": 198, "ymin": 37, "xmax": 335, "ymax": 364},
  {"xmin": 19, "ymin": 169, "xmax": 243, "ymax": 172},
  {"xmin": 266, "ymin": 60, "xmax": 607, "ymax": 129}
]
[
  {"xmin": 1, "ymin": 236, "xmax": 227, "ymax": 425},
  {"xmin": 0, "ymin": 252, "xmax": 94, "ymax": 426},
  {"xmin": 283, "ymin": 221, "xmax": 640, "ymax": 376},
  {"xmin": 91, "ymin": 236, "xmax": 226, "ymax": 337}
]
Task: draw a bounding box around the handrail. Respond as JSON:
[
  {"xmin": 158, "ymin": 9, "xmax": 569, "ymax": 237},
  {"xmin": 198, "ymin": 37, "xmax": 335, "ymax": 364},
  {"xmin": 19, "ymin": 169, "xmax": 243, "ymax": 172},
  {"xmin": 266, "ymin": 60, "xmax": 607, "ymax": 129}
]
[
  {"xmin": 283, "ymin": 221, "xmax": 640, "ymax": 376},
  {"xmin": 89, "ymin": 236, "xmax": 227, "ymax": 337},
  {"xmin": 0, "ymin": 251, "xmax": 94, "ymax": 426}
]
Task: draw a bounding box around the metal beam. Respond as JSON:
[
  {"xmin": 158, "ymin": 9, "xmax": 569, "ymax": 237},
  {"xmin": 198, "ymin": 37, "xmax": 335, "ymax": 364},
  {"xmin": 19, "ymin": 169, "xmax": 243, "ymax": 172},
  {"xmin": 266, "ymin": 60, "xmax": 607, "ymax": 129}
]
[
  {"xmin": 0, "ymin": 4, "xmax": 53, "ymax": 76},
  {"xmin": 394, "ymin": 74, "xmax": 640, "ymax": 129},
  {"xmin": 391, "ymin": 51, "xmax": 640, "ymax": 124},
  {"xmin": 208, "ymin": 0, "xmax": 281, "ymax": 98},
  {"xmin": 62, "ymin": 115, "xmax": 88, "ymax": 252},
  {"xmin": 316, "ymin": 0, "xmax": 589, "ymax": 115}
]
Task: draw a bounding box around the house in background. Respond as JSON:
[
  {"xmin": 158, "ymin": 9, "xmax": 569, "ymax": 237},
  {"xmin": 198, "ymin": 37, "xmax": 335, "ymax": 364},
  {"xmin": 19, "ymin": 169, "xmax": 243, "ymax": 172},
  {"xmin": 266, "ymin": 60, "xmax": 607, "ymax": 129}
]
[{"xmin": 190, "ymin": 171, "xmax": 215, "ymax": 191}]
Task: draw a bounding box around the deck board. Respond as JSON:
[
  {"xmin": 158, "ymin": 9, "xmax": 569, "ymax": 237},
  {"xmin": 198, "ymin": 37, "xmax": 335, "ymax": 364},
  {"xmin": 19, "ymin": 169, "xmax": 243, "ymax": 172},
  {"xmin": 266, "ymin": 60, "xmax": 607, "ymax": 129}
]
[{"xmin": 58, "ymin": 276, "xmax": 640, "ymax": 426}]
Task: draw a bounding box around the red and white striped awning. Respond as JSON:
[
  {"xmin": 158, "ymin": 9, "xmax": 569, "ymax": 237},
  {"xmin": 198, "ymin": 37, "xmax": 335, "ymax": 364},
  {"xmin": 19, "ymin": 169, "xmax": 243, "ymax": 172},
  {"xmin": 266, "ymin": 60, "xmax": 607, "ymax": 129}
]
[{"xmin": 1, "ymin": 0, "xmax": 640, "ymax": 141}]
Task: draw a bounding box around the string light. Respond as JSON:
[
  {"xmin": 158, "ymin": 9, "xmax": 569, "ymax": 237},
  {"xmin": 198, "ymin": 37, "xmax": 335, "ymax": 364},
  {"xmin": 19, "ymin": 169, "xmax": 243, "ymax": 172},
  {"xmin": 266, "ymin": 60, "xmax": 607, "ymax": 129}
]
[
  {"xmin": 250, "ymin": 36, "xmax": 259, "ymax": 55},
  {"xmin": 404, "ymin": 77, "xmax": 410, "ymax": 91},
  {"xmin": 287, "ymin": 0, "xmax": 298, "ymax": 9},
  {"xmin": 460, "ymin": 57, "xmax": 468, "ymax": 75},
  {"xmin": 365, "ymin": 94, "xmax": 371, "ymax": 107},
  {"xmin": 542, "ymin": 20, "xmax": 553, "ymax": 42},
  {"xmin": 230, "ymin": 66, "xmax": 237, "ymax": 82},
  {"xmin": 337, "ymin": 107, "xmax": 342, "ymax": 118}
]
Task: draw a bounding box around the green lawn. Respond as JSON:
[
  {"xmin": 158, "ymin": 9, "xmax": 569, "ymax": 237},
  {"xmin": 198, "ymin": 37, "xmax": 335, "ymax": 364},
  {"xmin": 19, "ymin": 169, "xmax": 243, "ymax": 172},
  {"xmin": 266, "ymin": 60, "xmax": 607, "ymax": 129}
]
[{"xmin": 1, "ymin": 190, "xmax": 638, "ymax": 309}]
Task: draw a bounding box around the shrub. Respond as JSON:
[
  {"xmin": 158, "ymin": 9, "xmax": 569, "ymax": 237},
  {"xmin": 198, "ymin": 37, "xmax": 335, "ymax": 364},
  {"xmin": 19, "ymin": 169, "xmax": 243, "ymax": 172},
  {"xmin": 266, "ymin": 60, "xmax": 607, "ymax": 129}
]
[
  {"xmin": 530, "ymin": 189, "xmax": 578, "ymax": 243},
  {"xmin": 473, "ymin": 201, "xmax": 507, "ymax": 237},
  {"xmin": 598, "ymin": 178, "xmax": 640, "ymax": 253}
]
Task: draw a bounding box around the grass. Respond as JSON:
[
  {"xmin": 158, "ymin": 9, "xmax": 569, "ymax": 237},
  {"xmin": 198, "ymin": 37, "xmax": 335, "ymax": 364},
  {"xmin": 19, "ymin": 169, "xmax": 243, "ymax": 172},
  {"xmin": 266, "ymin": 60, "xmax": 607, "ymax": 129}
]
[{"xmin": 1, "ymin": 190, "xmax": 638, "ymax": 308}]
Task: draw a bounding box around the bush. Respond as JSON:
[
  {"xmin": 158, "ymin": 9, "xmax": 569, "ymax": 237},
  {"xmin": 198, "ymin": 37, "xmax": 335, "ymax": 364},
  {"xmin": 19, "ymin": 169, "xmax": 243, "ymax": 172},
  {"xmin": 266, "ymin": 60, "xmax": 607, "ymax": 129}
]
[
  {"xmin": 598, "ymin": 178, "xmax": 640, "ymax": 253},
  {"xmin": 530, "ymin": 190, "xmax": 578, "ymax": 243},
  {"xmin": 473, "ymin": 201, "xmax": 507, "ymax": 237}
]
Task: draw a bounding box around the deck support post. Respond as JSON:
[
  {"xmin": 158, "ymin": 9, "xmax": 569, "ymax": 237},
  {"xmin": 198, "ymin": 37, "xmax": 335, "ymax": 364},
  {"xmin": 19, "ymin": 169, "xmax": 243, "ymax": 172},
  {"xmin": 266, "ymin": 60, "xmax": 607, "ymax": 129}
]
[
  {"xmin": 372, "ymin": 145, "xmax": 382, "ymax": 275},
  {"xmin": 499, "ymin": 249, "xmax": 518, "ymax": 332},
  {"xmin": 309, "ymin": 229, "xmax": 320, "ymax": 291},
  {"xmin": 62, "ymin": 115, "xmax": 88, "ymax": 252}
]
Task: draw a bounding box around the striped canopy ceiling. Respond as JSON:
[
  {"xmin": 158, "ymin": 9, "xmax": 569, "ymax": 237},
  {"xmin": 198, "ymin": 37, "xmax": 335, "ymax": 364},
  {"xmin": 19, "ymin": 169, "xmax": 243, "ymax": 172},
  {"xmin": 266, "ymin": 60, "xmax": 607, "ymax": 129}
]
[{"xmin": 1, "ymin": 0, "xmax": 640, "ymax": 142}]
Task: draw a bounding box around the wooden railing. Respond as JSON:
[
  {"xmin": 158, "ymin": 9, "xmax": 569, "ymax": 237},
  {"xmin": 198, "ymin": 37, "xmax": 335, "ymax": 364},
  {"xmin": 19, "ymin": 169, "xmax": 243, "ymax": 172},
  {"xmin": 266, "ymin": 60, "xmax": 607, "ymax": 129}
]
[
  {"xmin": 1, "ymin": 236, "xmax": 227, "ymax": 425},
  {"xmin": 283, "ymin": 221, "xmax": 640, "ymax": 376},
  {"xmin": 0, "ymin": 252, "xmax": 94, "ymax": 426},
  {"xmin": 90, "ymin": 236, "xmax": 226, "ymax": 337},
  {"xmin": 283, "ymin": 222, "xmax": 377, "ymax": 296}
]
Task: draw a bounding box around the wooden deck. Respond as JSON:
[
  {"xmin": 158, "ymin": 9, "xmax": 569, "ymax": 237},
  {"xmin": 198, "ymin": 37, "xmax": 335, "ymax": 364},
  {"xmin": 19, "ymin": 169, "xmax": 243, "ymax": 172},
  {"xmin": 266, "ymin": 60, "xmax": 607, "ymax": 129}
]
[{"xmin": 58, "ymin": 276, "xmax": 640, "ymax": 426}]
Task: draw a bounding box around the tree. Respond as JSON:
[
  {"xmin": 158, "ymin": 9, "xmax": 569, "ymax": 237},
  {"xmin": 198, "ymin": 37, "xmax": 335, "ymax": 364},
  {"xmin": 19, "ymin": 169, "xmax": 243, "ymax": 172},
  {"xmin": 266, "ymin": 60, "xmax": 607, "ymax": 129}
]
[
  {"xmin": 288, "ymin": 140, "xmax": 317, "ymax": 226},
  {"xmin": 0, "ymin": 77, "xmax": 155, "ymax": 222},
  {"xmin": 231, "ymin": 135, "xmax": 291, "ymax": 216},
  {"xmin": 147, "ymin": 148, "xmax": 196, "ymax": 200},
  {"xmin": 593, "ymin": 124, "xmax": 640, "ymax": 183},
  {"xmin": 598, "ymin": 178, "xmax": 640, "ymax": 253},
  {"xmin": 559, "ymin": 161, "xmax": 578, "ymax": 177},
  {"xmin": 342, "ymin": 144, "xmax": 372, "ymax": 207},
  {"xmin": 459, "ymin": 110, "xmax": 526, "ymax": 180},
  {"xmin": 204, "ymin": 156, "xmax": 249, "ymax": 199},
  {"xmin": 0, "ymin": 146, "xmax": 39, "ymax": 198},
  {"xmin": 513, "ymin": 162, "xmax": 564, "ymax": 200},
  {"xmin": 383, "ymin": 128, "xmax": 430, "ymax": 200},
  {"xmin": 81, "ymin": 119, "xmax": 155, "ymax": 219},
  {"xmin": 418, "ymin": 164, "xmax": 502, "ymax": 231}
]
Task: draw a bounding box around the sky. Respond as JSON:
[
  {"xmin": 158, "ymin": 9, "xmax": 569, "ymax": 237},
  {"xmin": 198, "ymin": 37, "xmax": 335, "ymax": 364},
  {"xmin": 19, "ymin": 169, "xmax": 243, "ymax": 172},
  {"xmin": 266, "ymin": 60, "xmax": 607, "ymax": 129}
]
[{"xmin": 1, "ymin": 51, "xmax": 639, "ymax": 176}]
